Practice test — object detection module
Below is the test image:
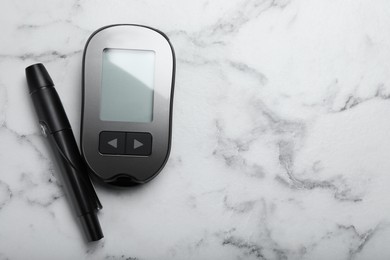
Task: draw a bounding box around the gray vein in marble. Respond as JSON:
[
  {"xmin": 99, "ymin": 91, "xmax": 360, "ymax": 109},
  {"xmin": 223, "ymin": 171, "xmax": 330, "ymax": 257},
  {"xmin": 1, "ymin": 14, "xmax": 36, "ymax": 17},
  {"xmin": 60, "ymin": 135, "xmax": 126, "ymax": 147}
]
[
  {"xmin": 85, "ymin": 240, "xmax": 105, "ymax": 255},
  {"xmin": 168, "ymin": 30, "xmax": 217, "ymax": 49},
  {"xmin": 223, "ymin": 195, "xmax": 257, "ymax": 214},
  {"xmin": 299, "ymin": 223, "xmax": 383, "ymax": 259},
  {"xmin": 168, "ymin": 0, "xmax": 291, "ymax": 50},
  {"xmin": 299, "ymin": 78, "xmax": 390, "ymax": 116},
  {"xmin": 338, "ymin": 224, "xmax": 380, "ymax": 260},
  {"xmin": 25, "ymin": 190, "xmax": 62, "ymax": 208},
  {"xmin": 175, "ymin": 56, "xmax": 269, "ymax": 91},
  {"xmin": 222, "ymin": 236, "xmax": 266, "ymax": 259},
  {"xmin": 0, "ymin": 180, "xmax": 12, "ymax": 210},
  {"xmin": 258, "ymin": 110, "xmax": 304, "ymax": 136},
  {"xmin": 71, "ymin": 0, "xmax": 82, "ymax": 10},
  {"xmin": 228, "ymin": 61, "xmax": 268, "ymax": 85},
  {"xmin": 0, "ymin": 81, "xmax": 7, "ymax": 125},
  {"xmin": 304, "ymin": 80, "xmax": 390, "ymax": 113},
  {"xmin": 0, "ymin": 123, "xmax": 63, "ymax": 208},
  {"xmin": 213, "ymin": 91, "xmax": 305, "ymax": 179},
  {"xmin": 277, "ymin": 140, "xmax": 363, "ymax": 202},
  {"xmin": 186, "ymin": 195, "xmax": 197, "ymax": 209},
  {"xmin": 213, "ymin": 119, "xmax": 266, "ymax": 179},
  {"xmin": 338, "ymin": 83, "xmax": 390, "ymax": 112},
  {"xmin": 12, "ymin": 0, "xmax": 90, "ymax": 33},
  {"xmin": 301, "ymin": 79, "xmax": 340, "ymax": 111},
  {"xmin": 16, "ymin": 18, "xmax": 91, "ymax": 35},
  {"xmin": 0, "ymin": 84, "xmax": 12, "ymax": 211},
  {"xmin": 207, "ymin": 0, "xmax": 291, "ymax": 38},
  {"xmin": 256, "ymin": 199, "xmax": 290, "ymax": 260},
  {"xmin": 174, "ymin": 54, "xmax": 219, "ymax": 67},
  {"xmin": 0, "ymin": 50, "xmax": 82, "ymax": 63},
  {"xmin": 104, "ymin": 255, "xmax": 139, "ymax": 260},
  {"xmin": 16, "ymin": 21, "xmax": 62, "ymax": 30},
  {"xmin": 170, "ymin": 29, "xmax": 268, "ymax": 89},
  {"xmin": 217, "ymin": 200, "xmax": 291, "ymax": 260},
  {"xmin": 2, "ymin": 124, "xmax": 51, "ymax": 170}
]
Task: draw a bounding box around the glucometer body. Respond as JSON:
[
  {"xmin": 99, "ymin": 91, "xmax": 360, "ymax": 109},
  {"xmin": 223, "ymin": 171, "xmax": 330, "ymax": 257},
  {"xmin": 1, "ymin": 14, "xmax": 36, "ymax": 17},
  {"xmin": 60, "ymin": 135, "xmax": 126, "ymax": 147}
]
[{"xmin": 81, "ymin": 25, "xmax": 175, "ymax": 186}]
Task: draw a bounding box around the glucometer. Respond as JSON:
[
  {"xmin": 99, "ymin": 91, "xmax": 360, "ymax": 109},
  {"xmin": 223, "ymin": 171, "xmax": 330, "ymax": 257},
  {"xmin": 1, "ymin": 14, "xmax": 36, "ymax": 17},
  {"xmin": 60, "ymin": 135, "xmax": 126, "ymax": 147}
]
[
  {"xmin": 25, "ymin": 24, "xmax": 175, "ymax": 241},
  {"xmin": 81, "ymin": 24, "xmax": 175, "ymax": 186}
]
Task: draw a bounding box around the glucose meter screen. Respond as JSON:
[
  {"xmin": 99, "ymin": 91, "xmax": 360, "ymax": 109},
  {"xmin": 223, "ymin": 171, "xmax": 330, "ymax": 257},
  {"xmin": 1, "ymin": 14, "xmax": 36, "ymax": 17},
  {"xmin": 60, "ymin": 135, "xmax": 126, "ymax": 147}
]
[{"xmin": 100, "ymin": 48, "xmax": 155, "ymax": 123}]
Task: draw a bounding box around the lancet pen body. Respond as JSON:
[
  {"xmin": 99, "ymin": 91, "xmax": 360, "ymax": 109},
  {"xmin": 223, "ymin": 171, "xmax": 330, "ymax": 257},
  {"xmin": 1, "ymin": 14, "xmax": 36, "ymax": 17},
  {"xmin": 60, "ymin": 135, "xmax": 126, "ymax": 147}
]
[{"xmin": 25, "ymin": 63, "xmax": 103, "ymax": 242}]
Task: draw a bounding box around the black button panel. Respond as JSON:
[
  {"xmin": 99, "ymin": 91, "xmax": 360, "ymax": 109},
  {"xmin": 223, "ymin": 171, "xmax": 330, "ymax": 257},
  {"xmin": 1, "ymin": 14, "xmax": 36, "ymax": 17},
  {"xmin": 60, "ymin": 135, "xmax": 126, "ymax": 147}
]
[{"xmin": 99, "ymin": 131, "xmax": 152, "ymax": 156}]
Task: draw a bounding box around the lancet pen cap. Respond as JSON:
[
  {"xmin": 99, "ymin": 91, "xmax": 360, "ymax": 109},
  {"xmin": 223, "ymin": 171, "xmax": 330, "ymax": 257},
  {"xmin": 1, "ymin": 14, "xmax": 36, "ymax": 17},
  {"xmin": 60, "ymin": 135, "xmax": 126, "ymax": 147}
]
[{"xmin": 25, "ymin": 63, "xmax": 54, "ymax": 93}]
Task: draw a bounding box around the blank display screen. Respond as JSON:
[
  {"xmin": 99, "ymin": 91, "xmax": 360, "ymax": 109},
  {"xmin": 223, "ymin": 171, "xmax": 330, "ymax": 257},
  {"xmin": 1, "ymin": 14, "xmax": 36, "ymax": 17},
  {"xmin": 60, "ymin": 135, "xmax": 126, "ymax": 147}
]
[{"xmin": 100, "ymin": 48, "xmax": 155, "ymax": 122}]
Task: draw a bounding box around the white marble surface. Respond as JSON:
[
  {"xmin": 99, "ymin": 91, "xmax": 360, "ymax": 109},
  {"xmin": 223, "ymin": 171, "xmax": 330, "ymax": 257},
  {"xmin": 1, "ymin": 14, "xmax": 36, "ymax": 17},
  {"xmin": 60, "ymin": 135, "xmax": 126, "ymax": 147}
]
[{"xmin": 1, "ymin": 0, "xmax": 390, "ymax": 259}]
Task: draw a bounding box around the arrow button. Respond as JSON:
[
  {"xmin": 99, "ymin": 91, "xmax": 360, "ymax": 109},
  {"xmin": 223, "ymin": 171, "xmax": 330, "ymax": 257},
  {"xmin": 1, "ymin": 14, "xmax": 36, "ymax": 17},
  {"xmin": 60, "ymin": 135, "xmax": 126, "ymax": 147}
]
[
  {"xmin": 126, "ymin": 132, "xmax": 152, "ymax": 156},
  {"xmin": 108, "ymin": 138, "xmax": 118, "ymax": 148},
  {"xmin": 134, "ymin": 139, "xmax": 144, "ymax": 149},
  {"xmin": 99, "ymin": 132, "xmax": 125, "ymax": 154}
]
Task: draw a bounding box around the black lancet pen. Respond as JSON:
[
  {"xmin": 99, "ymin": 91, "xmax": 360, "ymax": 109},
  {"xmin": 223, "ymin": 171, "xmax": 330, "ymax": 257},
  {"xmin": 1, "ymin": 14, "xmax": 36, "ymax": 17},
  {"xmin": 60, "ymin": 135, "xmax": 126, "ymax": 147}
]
[{"xmin": 25, "ymin": 63, "xmax": 103, "ymax": 241}]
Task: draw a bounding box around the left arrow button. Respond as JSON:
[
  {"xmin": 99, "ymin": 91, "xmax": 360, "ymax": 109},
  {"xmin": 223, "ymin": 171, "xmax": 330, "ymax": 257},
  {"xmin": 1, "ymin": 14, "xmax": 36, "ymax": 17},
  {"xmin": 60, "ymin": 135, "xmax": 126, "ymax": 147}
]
[
  {"xmin": 99, "ymin": 132, "xmax": 126, "ymax": 154},
  {"xmin": 108, "ymin": 138, "xmax": 118, "ymax": 148}
]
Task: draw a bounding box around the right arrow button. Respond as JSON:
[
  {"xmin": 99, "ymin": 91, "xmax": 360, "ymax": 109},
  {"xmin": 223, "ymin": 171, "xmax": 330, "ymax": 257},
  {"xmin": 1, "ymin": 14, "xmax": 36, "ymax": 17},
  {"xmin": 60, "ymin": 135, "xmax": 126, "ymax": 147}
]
[
  {"xmin": 126, "ymin": 132, "xmax": 152, "ymax": 156},
  {"xmin": 134, "ymin": 139, "xmax": 144, "ymax": 149}
]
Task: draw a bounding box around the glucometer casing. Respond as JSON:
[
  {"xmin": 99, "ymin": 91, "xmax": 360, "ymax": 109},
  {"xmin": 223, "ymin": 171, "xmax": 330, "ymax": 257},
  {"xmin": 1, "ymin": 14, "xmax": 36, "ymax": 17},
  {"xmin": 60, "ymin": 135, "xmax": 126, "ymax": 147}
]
[{"xmin": 81, "ymin": 24, "xmax": 175, "ymax": 186}]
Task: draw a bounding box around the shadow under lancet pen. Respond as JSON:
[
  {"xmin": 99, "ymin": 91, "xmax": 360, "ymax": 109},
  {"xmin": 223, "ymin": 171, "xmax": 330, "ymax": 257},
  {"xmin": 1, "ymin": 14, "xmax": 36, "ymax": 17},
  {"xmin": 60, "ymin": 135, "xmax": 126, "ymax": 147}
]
[{"xmin": 25, "ymin": 63, "xmax": 103, "ymax": 242}]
